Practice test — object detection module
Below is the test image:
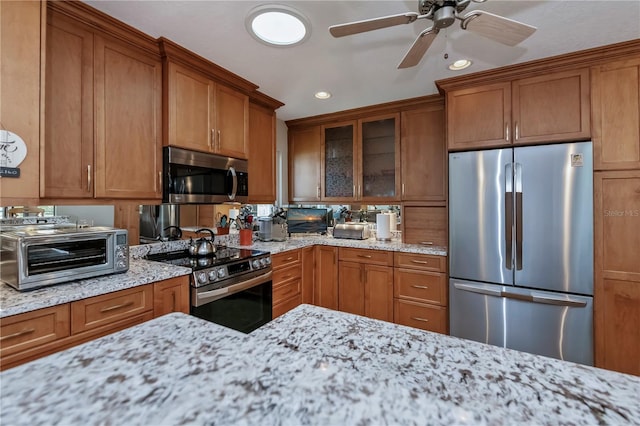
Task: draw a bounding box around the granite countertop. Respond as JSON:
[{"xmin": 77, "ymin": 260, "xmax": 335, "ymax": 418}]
[
  {"xmin": 1, "ymin": 304, "xmax": 638, "ymax": 425},
  {"xmin": 0, "ymin": 259, "xmax": 191, "ymax": 318}
]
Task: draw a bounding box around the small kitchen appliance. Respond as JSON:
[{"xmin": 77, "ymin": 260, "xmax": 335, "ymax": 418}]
[{"xmin": 333, "ymin": 223, "xmax": 370, "ymax": 240}]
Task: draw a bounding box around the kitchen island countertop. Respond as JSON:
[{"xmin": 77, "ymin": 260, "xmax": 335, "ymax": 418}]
[{"xmin": 1, "ymin": 304, "xmax": 637, "ymax": 425}]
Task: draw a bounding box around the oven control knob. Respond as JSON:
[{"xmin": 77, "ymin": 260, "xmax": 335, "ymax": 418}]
[
  {"xmin": 208, "ymin": 270, "xmax": 218, "ymax": 281},
  {"xmin": 197, "ymin": 272, "xmax": 208, "ymax": 284},
  {"xmin": 265, "ymin": 257, "xmax": 271, "ymax": 265},
  {"xmin": 217, "ymin": 269, "xmax": 226, "ymax": 279},
  {"xmin": 252, "ymin": 260, "xmax": 261, "ymax": 269},
  {"xmin": 260, "ymin": 258, "xmax": 267, "ymax": 266}
]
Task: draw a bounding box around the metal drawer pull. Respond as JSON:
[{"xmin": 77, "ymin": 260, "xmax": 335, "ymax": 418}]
[
  {"xmin": 87, "ymin": 165, "xmax": 91, "ymax": 192},
  {"xmin": 410, "ymin": 260, "xmax": 428, "ymax": 264},
  {"xmin": 411, "ymin": 317, "xmax": 429, "ymax": 323},
  {"xmin": 357, "ymin": 254, "xmax": 372, "ymax": 259},
  {"xmin": 100, "ymin": 301, "xmax": 134, "ymax": 313},
  {"xmin": 280, "ymin": 274, "xmax": 293, "ymax": 280},
  {"xmin": 410, "ymin": 285, "xmax": 429, "ymax": 289},
  {"xmin": 285, "ymin": 256, "xmax": 294, "ymax": 261},
  {"xmin": 419, "ymin": 242, "xmax": 433, "ymax": 246},
  {"xmin": 1, "ymin": 328, "xmax": 36, "ymax": 341}
]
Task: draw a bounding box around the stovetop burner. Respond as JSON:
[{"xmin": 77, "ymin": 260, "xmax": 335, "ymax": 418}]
[{"xmin": 145, "ymin": 247, "xmax": 265, "ymax": 270}]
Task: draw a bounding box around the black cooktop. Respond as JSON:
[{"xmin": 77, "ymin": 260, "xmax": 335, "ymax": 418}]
[{"xmin": 145, "ymin": 247, "xmax": 268, "ymax": 271}]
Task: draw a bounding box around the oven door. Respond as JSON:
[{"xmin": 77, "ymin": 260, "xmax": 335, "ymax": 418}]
[{"xmin": 191, "ymin": 271, "xmax": 272, "ymax": 333}]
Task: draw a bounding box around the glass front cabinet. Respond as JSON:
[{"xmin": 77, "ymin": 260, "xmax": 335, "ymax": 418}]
[{"xmin": 321, "ymin": 113, "xmax": 400, "ymax": 203}]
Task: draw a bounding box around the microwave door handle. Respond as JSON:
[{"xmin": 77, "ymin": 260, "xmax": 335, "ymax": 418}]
[{"xmin": 228, "ymin": 166, "xmax": 238, "ymax": 200}]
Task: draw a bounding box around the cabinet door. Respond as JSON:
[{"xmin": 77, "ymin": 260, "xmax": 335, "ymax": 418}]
[
  {"xmin": 165, "ymin": 62, "xmax": 214, "ymax": 153},
  {"xmin": 44, "ymin": 12, "xmax": 94, "ymax": 198},
  {"xmin": 153, "ymin": 276, "xmax": 190, "ymax": 317},
  {"xmin": 359, "ymin": 114, "xmax": 400, "ymax": 201},
  {"xmin": 446, "ymin": 82, "xmax": 511, "ymax": 150},
  {"xmin": 402, "ymin": 206, "xmax": 447, "ymax": 247},
  {"xmin": 0, "ymin": 0, "xmax": 42, "ymax": 201},
  {"xmin": 401, "ymin": 105, "xmax": 446, "ymax": 201},
  {"xmin": 314, "ymin": 245, "xmax": 338, "ymax": 310},
  {"xmin": 215, "ymin": 84, "xmax": 249, "ymax": 159},
  {"xmin": 288, "ymin": 126, "xmax": 321, "ymax": 202},
  {"xmin": 364, "ymin": 264, "xmax": 393, "ymax": 322},
  {"xmin": 248, "ymin": 102, "xmax": 276, "ymax": 203},
  {"xmin": 338, "ymin": 261, "xmax": 365, "ymax": 316},
  {"xmin": 322, "ymin": 121, "xmax": 357, "ymax": 201},
  {"xmin": 301, "ymin": 246, "xmax": 315, "ymax": 304},
  {"xmin": 113, "ymin": 203, "xmax": 140, "ymax": 246},
  {"xmin": 512, "ymin": 69, "xmax": 590, "ymax": 145},
  {"xmin": 592, "ymin": 58, "xmax": 640, "ymax": 171},
  {"xmin": 94, "ymin": 36, "xmax": 162, "ymax": 199}
]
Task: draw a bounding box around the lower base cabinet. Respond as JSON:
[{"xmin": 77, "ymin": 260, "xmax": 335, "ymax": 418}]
[
  {"xmin": 272, "ymin": 250, "xmax": 303, "ymax": 318},
  {"xmin": 314, "ymin": 246, "xmax": 338, "ymax": 310},
  {"xmin": 0, "ymin": 276, "xmax": 190, "ymax": 371},
  {"xmin": 394, "ymin": 299, "xmax": 447, "ymax": 334}
]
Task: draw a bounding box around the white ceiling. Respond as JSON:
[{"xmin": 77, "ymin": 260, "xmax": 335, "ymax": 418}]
[{"xmin": 85, "ymin": 0, "xmax": 640, "ymax": 121}]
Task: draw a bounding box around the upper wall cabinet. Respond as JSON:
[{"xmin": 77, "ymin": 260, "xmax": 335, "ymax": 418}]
[
  {"xmin": 446, "ymin": 69, "xmax": 591, "ymax": 150},
  {"xmin": 592, "ymin": 58, "xmax": 640, "ymax": 171},
  {"xmin": 322, "ymin": 120, "xmax": 357, "ymax": 202},
  {"xmin": 0, "ymin": 1, "xmax": 43, "ymax": 204},
  {"xmin": 248, "ymin": 102, "xmax": 276, "ymax": 203},
  {"xmin": 163, "ymin": 56, "xmax": 249, "ymax": 159},
  {"xmin": 43, "ymin": 7, "xmax": 162, "ymax": 200},
  {"xmin": 289, "ymin": 126, "xmax": 322, "ymax": 203}
]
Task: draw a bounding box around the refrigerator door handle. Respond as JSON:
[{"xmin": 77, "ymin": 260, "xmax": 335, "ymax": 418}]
[
  {"xmin": 514, "ymin": 163, "xmax": 523, "ymax": 270},
  {"xmin": 454, "ymin": 282, "xmax": 503, "ymax": 297},
  {"xmin": 505, "ymin": 163, "xmax": 513, "ymax": 270},
  {"xmin": 501, "ymin": 291, "xmax": 588, "ymax": 308}
]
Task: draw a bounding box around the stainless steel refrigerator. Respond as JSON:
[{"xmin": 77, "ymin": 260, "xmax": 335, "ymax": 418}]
[{"xmin": 448, "ymin": 141, "xmax": 594, "ymax": 365}]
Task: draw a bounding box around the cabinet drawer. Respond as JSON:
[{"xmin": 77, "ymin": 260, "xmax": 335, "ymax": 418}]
[
  {"xmin": 394, "ymin": 269, "xmax": 447, "ymax": 305},
  {"xmin": 338, "ymin": 248, "xmax": 393, "ymax": 266},
  {"xmin": 273, "ymin": 278, "xmax": 301, "ymax": 306},
  {"xmin": 273, "ymin": 263, "xmax": 301, "ymax": 284},
  {"xmin": 394, "ymin": 299, "xmax": 447, "ymax": 334},
  {"xmin": 273, "ymin": 294, "xmax": 302, "ymax": 319},
  {"xmin": 394, "ymin": 252, "xmax": 446, "ymax": 272},
  {"xmin": 272, "ymin": 250, "xmax": 301, "ymax": 269},
  {"xmin": 0, "ymin": 305, "xmax": 70, "ymax": 358},
  {"xmin": 71, "ymin": 285, "xmax": 153, "ymax": 334}
]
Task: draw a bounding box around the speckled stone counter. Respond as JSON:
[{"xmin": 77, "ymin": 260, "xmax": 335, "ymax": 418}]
[
  {"xmin": 1, "ymin": 305, "xmax": 638, "ymax": 425},
  {"xmin": 0, "ymin": 259, "xmax": 191, "ymax": 318}
]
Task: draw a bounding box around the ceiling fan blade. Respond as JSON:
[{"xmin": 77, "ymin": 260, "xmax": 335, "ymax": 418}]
[
  {"xmin": 329, "ymin": 12, "xmax": 419, "ymax": 37},
  {"xmin": 461, "ymin": 11, "xmax": 536, "ymax": 46},
  {"xmin": 397, "ymin": 28, "xmax": 438, "ymax": 69}
]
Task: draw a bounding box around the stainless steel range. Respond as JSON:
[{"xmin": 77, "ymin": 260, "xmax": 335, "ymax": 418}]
[{"xmin": 145, "ymin": 247, "xmax": 272, "ymax": 333}]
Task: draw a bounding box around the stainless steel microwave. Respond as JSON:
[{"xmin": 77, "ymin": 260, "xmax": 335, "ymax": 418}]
[
  {"xmin": 163, "ymin": 146, "xmax": 248, "ymax": 204},
  {"xmin": 0, "ymin": 226, "xmax": 129, "ymax": 291}
]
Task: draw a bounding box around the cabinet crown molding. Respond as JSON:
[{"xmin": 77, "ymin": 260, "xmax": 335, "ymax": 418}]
[{"xmin": 436, "ymin": 39, "xmax": 640, "ymax": 93}]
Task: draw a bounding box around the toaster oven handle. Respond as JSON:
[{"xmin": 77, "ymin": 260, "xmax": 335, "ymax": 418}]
[{"xmin": 228, "ymin": 166, "xmax": 238, "ymax": 201}]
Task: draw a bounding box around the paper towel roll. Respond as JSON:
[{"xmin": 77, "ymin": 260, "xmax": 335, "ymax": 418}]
[
  {"xmin": 376, "ymin": 213, "xmax": 391, "ymax": 240},
  {"xmin": 386, "ymin": 212, "xmax": 397, "ymax": 231}
]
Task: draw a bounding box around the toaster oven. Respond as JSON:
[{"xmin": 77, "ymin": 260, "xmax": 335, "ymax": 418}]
[{"xmin": 0, "ymin": 226, "xmax": 129, "ymax": 291}]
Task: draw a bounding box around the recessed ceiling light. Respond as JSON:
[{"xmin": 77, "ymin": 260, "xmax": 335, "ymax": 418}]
[
  {"xmin": 246, "ymin": 5, "xmax": 310, "ymax": 47},
  {"xmin": 314, "ymin": 91, "xmax": 331, "ymax": 99},
  {"xmin": 448, "ymin": 59, "xmax": 472, "ymax": 71}
]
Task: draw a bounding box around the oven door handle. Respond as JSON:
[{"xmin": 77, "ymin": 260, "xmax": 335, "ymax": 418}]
[{"xmin": 195, "ymin": 271, "xmax": 272, "ymax": 305}]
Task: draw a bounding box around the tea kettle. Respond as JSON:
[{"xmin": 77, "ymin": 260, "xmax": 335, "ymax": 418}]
[{"xmin": 189, "ymin": 228, "xmax": 216, "ymax": 256}]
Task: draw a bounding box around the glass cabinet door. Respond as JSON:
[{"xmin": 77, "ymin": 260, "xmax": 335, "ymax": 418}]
[
  {"xmin": 323, "ymin": 122, "xmax": 356, "ymax": 199},
  {"xmin": 360, "ymin": 115, "xmax": 399, "ymax": 199}
]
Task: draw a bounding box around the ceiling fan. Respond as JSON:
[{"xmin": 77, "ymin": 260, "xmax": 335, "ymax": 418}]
[{"xmin": 329, "ymin": 0, "xmax": 537, "ymax": 69}]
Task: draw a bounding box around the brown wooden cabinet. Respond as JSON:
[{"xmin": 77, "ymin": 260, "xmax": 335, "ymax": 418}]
[
  {"xmin": 402, "ymin": 206, "xmax": 447, "ymax": 248},
  {"xmin": 338, "ymin": 248, "xmax": 393, "ymax": 322},
  {"xmin": 288, "ymin": 126, "xmax": 322, "ymax": 202},
  {"xmin": 272, "ymin": 250, "xmax": 302, "ymax": 318},
  {"xmin": 594, "ymin": 171, "xmax": 640, "ymax": 375},
  {"xmin": 113, "ymin": 203, "xmax": 141, "ymax": 246},
  {"xmin": 248, "ymin": 102, "xmax": 276, "ymax": 203},
  {"xmin": 0, "ymin": 0, "xmax": 42, "ymax": 204},
  {"xmin": 153, "ymin": 276, "xmax": 190, "ymax": 317},
  {"xmin": 592, "ymin": 58, "xmax": 640, "ymax": 171},
  {"xmin": 164, "ymin": 61, "xmax": 248, "ymax": 159},
  {"xmin": 301, "ymin": 246, "xmax": 315, "ymax": 304},
  {"xmin": 446, "ymin": 69, "xmax": 590, "ymax": 150},
  {"xmin": 393, "ymin": 252, "xmax": 448, "ymax": 334},
  {"xmin": 43, "ymin": 7, "xmax": 162, "ymax": 201},
  {"xmin": 314, "ymin": 245, "xmax": 338, "ymax": 310},
  {"xmin": 400, "ymin": 104, "xmax": 446, "ymax": 202}
]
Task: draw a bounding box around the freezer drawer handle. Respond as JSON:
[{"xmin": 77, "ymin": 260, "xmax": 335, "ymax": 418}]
[
  {"xmin": 455, "ymin": 283, "xmax": 588, "ymax": 307},
  {"xmin": 454, "ymin": 283, "xmax": 502, "ymax": 297}
]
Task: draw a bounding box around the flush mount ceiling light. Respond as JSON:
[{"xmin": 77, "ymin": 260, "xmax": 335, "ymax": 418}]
[
  {"xmin": 314, "ymin": 91, "xmax": 331, "ymax": 99},
  {"xmin": 448, "ymin": 59, "xmax": 472, "ymax": 71},
  {"xmin": 246, "ymin": 5, "xmax": 310, "ymax": 47}
]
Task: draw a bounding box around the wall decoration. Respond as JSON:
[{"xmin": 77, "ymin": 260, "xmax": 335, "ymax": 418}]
[{"xmin": 0, "ymin": 129, "xmax": 27, "ymax": 178}]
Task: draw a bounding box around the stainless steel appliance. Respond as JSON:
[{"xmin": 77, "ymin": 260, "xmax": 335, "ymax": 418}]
[
  {"xmin": 448, "ymin": 141, "xmax": 594, "ymax": 365},
  {"xmin": 0, "ymin": 225, "xmax": 129, "ymax": 291},
  {"xmin": 139, "ymin": 204, "xmax": 181, "ymax": 243},
  {"xmin": 145, "ymin": 247, "xmax": 272, "ymax": 333},
  {"xmin": 333, "ymin": 223, "xmax": 370, "ymax": 240},
  {"xmin": 163, "ymin": 146, "xmax": 248, "ymax": 204}
]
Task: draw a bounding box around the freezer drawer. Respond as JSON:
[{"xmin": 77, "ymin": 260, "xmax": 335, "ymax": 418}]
[{"xmin": 449, "ymin": 278, "xmax": 593, "ymax": 365}]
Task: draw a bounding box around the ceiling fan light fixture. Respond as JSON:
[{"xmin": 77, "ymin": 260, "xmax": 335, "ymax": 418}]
[
  {"xmin": 448, "ymin": 59, "xmax": 472, "ymax": 70},
  {"xmin": 314, "ymin": 91, "xmax": 332, "ymax": 100},
  {"xmin": 246, "ymin": 5, "xmax": 310, "ymax": 46}
]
